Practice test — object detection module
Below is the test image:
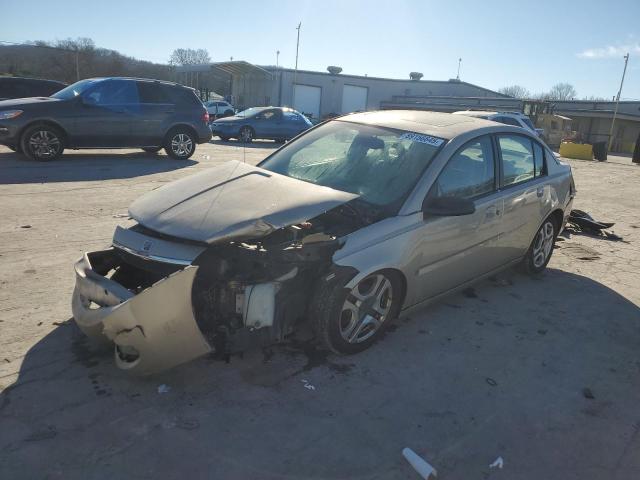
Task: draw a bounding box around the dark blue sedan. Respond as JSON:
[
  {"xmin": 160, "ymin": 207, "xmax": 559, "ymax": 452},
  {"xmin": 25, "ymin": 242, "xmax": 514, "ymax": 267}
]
[{"xmin": 210, "ymin": 106, "xmax": 313, "ymax": 142}]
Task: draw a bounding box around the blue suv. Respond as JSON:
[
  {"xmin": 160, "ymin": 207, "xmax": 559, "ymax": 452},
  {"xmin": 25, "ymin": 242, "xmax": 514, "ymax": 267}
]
[{"xmin": 0, "ymin": 77, "xmax": 212, "ymax": 161}]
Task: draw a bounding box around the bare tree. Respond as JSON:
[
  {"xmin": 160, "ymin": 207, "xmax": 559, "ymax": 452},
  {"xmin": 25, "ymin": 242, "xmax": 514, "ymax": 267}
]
[
  {"xmin": 498, "ymin": 85, "xmax": 530, "ymax": 98},
  {"xmin": 169, "ymin": 48, "xmax": 211, "ymax": 66},
  {"xmin": 547, "ymin": 83, "xmax": 577, "ymax": 100}
]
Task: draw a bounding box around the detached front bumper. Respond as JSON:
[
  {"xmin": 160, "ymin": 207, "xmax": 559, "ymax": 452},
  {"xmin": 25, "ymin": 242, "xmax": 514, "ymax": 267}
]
[{"xmin": 72, "ymin": 250, "xmax": 212, "ymax": 375}]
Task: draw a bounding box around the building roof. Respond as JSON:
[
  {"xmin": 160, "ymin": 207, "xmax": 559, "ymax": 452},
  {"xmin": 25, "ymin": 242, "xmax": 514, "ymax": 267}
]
[{"xmin": 337, "ymin": 110, "xmax": 497, "ymax": 139}]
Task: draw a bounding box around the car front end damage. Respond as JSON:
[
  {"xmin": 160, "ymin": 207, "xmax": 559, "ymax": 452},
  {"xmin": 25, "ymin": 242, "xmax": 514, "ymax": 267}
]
[{"xmin": 72, "ymin": 214, "xmax": 358, "ymax": 375}]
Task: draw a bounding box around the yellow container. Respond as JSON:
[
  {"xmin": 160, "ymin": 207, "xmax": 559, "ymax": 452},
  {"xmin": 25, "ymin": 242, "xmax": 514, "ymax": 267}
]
[{"xmin": 559, "ymin": 142, "xmax": 593, "ymax": 160}]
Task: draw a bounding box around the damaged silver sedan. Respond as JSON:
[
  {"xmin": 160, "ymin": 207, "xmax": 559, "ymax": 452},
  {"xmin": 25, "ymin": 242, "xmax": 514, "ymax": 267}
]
[{"xmin": 72, "ymin": 111, "xmax": 575, "ymax": 374}]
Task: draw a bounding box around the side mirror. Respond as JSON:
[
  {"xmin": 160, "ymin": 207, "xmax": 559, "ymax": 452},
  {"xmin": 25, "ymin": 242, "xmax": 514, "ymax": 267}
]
[{"xmin": 422, "ymin": 196, "xmax": 476, "ymax": 217}]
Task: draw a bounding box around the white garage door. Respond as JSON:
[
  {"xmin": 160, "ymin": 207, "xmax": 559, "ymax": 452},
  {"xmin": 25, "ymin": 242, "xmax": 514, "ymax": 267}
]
[
  {"xmin": 293, "ymin": 84, "xmax": 321, "ymax": 120},
  {"xmin": 341, "ymin": 85, "xmax": 368, "ymax": 113}
]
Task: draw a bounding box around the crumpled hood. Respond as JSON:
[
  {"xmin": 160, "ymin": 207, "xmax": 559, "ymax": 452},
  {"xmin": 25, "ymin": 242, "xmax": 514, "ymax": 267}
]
[{"xmin": 128, "ymin": 160, "xmax": 358, "ymax": 244}]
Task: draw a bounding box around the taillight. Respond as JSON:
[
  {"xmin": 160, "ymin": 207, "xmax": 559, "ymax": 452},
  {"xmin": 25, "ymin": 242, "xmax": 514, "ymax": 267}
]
[{"xmin": 202, "ymin": 111, "xmax": 209, "ymax": 123}]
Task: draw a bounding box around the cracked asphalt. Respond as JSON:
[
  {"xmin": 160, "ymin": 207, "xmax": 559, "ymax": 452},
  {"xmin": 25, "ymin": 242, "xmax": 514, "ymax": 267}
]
[{"xmin": 1, "ymin": 143, "xmax": 639, "ymax": 479}]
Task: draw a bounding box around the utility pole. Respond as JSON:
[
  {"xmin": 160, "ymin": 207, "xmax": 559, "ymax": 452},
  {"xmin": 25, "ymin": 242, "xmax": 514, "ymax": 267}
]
[
  {"xmin": 276, "ymin": 50, "xmax": 280, "ymax": 68},
  {"xmin": 456, "ymin": 58, "xmax": 462, "ymax": 80},
  {"xmin": 293, "ymin": 22, "xmax": 301, "ymax": 109},
  {"xmin": 608, "ymin": 53, "xmax": 629, "ymax": 152},
  {"xmin": 75, "ymin": 49, "xmax": 80, "ymax": 81}
]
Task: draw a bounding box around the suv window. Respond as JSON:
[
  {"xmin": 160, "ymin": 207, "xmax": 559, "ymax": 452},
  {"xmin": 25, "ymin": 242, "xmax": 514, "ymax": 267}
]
[
  {"xmin": 137, "ymin": 82, "xmax": 171, "ymax": 104},
  {"xmin": 85, "ymin": 80, "xmax": 139, "ymax": 105},
  {"xmin": 433, "ymin": 135, "xmax": 495, "ymax": 199},
  {"xmin": 284, "ymin": 111, "xmax": 303, "ymax": 122},
  {"xmin": 498, "ymin": 135, "xmax": 538, "ymax": 186},
  {"xmin": 166, "ymin": 86, "xmax": 201, "ymax": 106}
]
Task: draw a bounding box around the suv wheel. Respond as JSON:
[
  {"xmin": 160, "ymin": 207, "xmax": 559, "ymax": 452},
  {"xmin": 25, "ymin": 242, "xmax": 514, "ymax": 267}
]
[
  {"xmin": 21, "ymin": 125, "xmax": 65, "ymax": 161},
  {"xmin": 165, "ymin": 128, "xmax": 196, "ymax": 160}
]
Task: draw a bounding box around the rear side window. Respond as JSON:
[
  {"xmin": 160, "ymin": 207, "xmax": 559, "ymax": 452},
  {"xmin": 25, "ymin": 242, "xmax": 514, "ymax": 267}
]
[
  {"xmin": 433, "ymin": 135, "xmax": 496, "ymax": 199},
  {"xmin": 167, "ymin": 86, "xmax": 201, "ymax": 107},
  {"xmin": 137, "ymin": 82, "xmax": 171, "ymax": 104},
  {"xmin": 532, "ymin": 142, "xmax": 546, "ymax": 176},
  {"xmin": 498, "ymin": 135, "xmax": 539, "ymax": 187}
]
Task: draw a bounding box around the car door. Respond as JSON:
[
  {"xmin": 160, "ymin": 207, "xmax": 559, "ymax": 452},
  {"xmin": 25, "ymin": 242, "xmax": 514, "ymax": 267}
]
[
  {"xmin": 252, "ymin": 109, "xmax": 280, "ymax": 138},
  {"xmin": 136, "ymin": 81, "xmax": 175, "ymax": 145},
  {"xmin": 414, "ymin": 135, "xmax": 504, "ymax": 300},
  {"xmin": 496, "ymin": 134, "xmax": 551, "ymax": 260},
  {"xmin": 73, "ymin": 79, "xmax": 141, "ymax": 147}
]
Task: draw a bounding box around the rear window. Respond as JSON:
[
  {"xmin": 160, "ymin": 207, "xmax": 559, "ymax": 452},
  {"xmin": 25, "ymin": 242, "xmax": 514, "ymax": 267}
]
[{"xmin": 137, "ymin": 82, "xmax": 172, "ymax": 104}]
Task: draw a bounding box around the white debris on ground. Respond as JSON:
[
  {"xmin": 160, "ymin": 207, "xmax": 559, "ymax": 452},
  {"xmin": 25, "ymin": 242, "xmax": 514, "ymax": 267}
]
[
  {"xmin": 402, "ymin": 447, "xmax": 438, "ymax": 479},
  {"xmin": 157, "ymin": 384, "xmax": 171, "ymax": 394},
  {"xmin": 301, "ymin": 379, "xmax": 315, "ymax": 391},
  {"xmin": 489, "ymin": 456, "xmax": 504, "ymax": 469}
]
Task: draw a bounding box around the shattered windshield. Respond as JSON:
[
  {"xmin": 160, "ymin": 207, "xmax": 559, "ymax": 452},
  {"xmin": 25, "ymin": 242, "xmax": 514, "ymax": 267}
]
[{"xmin": 259, "ymin": 121, "xmax": 445, "ymax": 207}]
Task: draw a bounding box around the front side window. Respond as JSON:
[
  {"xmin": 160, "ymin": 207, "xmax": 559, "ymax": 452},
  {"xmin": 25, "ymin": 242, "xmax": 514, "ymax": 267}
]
[
  {"xmin": 256, "ymin": 109, "xmax": 279, "ymax": 120},
  {"xmin": 432, "ymin": 135, "xmax": 495, "ymax": 199},
  {"xmin": 84, "ymin": 80, "xmax": 139, "ymax": 105},
  {"xmin": 260, "ymin": 121, "xmax": 444, "ymax": 207},
  {"xmin": 498, "ymin": 135, "xmax": 535, "ymax": 186}
]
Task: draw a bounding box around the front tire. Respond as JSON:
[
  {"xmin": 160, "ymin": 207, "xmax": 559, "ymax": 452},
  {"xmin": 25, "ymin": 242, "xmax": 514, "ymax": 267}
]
[
  {"xmin": 164, "ymin": 128, "xmax": 196, "ymax": 160},
  {"xmin": 522, "ymin": 217, "xmax": 557, "ymax": 274},
  {"xmin": 311, "ymin": 271, "xmax": 402, "ymax": 355},
  {"xmin": 238, "ymin": 126, "xmax": 254, "ymax": 143},
  {"xmin": 21, "ymin": 125, "xmax": 64, "ymax": 161}
]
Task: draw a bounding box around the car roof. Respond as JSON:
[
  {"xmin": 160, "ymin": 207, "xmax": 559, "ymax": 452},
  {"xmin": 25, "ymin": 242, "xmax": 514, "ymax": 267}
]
[{"xmin": 338, "ymin": 110, "xmax": 500, "ymax": 140}]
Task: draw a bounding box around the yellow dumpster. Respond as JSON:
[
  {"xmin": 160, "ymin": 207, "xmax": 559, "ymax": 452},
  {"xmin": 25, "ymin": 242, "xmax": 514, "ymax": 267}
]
[{"xmin": 559, "ymin": 142, "xmax": 593, "ymax": 160}]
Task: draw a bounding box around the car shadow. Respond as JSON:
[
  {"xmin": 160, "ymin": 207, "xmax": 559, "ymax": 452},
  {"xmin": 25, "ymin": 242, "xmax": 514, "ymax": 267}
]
[
  {"xmin": 1, "ymin": 269, "xmax": 639, "ymax": 478},
  {"xmin": 0, "ymin": 150, "xmax": 197, "ymax": 184}
]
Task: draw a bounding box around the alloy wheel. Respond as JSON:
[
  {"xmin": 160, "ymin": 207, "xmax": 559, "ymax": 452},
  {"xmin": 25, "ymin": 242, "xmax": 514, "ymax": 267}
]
[
  {"xmin": 170, "ymin": 133, "xmax": 193, "ymax": 157},
  {"xmin": 28, "ymin": 130, "xmax": 61, "ymax": 159},
  {"xmin": 532, "ymin": 221, "xmax": 555, "ymax": 268},
  {"xmin": 240, "ymin": 127, "xmax": 253, "ymax": 142},
  {"xmin": 339, "ymin": 274, "xmax": 394, "ymax": 344}
]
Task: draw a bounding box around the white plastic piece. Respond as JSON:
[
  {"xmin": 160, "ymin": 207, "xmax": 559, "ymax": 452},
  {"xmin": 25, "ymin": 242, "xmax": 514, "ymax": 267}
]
[
  {"xmin": 243, "ymin": 283, "xmax": 278, "ymax": 328},
  {"xmin": 489, "ymin": 456, "xmax": 504, "ymax": 469},
  {"xmin": 402, "ymin": 447, "xmax": 437, "ymax": 479},
  {"xmin": 157, "ymin": 384, "xmax": 170, "ymax": 394}
]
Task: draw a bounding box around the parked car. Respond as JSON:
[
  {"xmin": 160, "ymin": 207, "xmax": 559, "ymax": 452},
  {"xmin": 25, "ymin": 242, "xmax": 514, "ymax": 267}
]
[
  {"xmin": 204, "ymin": 99, "xmax": 235, "ymax": 119},
  {"xmin": 210, "ymin": 106, "xmax": 312, "ymax": 142},
  {"xmin": 453, "ymin": 110, "xmax": 543, "ymax": 137},
  {"xmin": 0, "ymin": 76, "xmax": 66, "ymax": 101},
  {"xmin": 0, "ymin": 77, "xmax": 212, "ymax": 160},
  {"xmin": 71, "ymin": 110, "xmax": 575, "ymax": 374}
]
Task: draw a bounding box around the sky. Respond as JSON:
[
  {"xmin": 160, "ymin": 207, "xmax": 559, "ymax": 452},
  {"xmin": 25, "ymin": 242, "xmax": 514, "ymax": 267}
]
[{"xmin": 2, "ymin": 0, "xmax": 640, "ymax": 99}]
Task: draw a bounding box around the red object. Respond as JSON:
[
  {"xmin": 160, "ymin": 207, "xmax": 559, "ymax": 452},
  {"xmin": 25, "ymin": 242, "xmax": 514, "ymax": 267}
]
[{"xmin": 202, "ymin": 111, "xmax": 210, "ymax": 123}]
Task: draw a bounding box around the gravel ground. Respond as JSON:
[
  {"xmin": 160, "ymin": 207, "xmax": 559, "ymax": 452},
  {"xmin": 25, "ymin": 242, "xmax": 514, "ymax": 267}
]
[{"xmin": 0, "ymin": 142, "xmax": 639, "ymax": 479}]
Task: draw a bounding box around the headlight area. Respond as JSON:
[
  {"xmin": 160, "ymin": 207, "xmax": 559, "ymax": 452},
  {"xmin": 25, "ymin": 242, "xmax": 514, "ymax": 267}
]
[
  {"xmin": 0, "ymin": 110, "xmax": 23, "ymax": 120},
  {"xmin": 191, "ymin": 227, "xmax": 343, "ymax": 361},
  {"xmin": 72, "ymin": 223, "xmax": 346, "ymax": 373}
]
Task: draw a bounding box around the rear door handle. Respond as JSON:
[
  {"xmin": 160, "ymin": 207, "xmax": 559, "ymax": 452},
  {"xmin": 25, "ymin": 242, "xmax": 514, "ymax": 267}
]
[{"xmin": 536, "ymin": 186, "xmax": 544, "ymax": 197}]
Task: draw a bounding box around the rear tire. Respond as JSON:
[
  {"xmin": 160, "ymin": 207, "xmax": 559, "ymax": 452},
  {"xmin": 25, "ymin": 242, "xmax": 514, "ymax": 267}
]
[
  {"xmin": 21, "ymin": 124, "xmax": 65, "ymax": 161},
  {"xmin": 521, "ymin": 216, "xmax": 558, "ymax": 275},
  {"xmin": 164, "ymin": 128, "xmax": 196, "ymax": 160},
  {"xmin": 142, "ymin": 147, "xmax": 162, "ymax": 154}
]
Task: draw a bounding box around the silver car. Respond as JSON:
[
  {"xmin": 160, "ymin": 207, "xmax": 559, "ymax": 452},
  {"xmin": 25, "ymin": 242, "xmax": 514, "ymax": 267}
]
[{"xmin": 72, "ymin": 111, "xmax": 575, "ymax": 374}]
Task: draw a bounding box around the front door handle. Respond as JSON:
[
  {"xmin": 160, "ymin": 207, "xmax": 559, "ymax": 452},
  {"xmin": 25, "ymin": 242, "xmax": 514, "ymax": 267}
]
[{"xmin": 536, "ymin": 186, "xmax": 544, "ymax": 197}]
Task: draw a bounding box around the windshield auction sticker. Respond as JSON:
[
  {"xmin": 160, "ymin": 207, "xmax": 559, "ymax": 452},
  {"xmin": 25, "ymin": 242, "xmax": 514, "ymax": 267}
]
[{"xmin": 400, "ymin": 132, "xmax": 445, "ymax": 147}]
